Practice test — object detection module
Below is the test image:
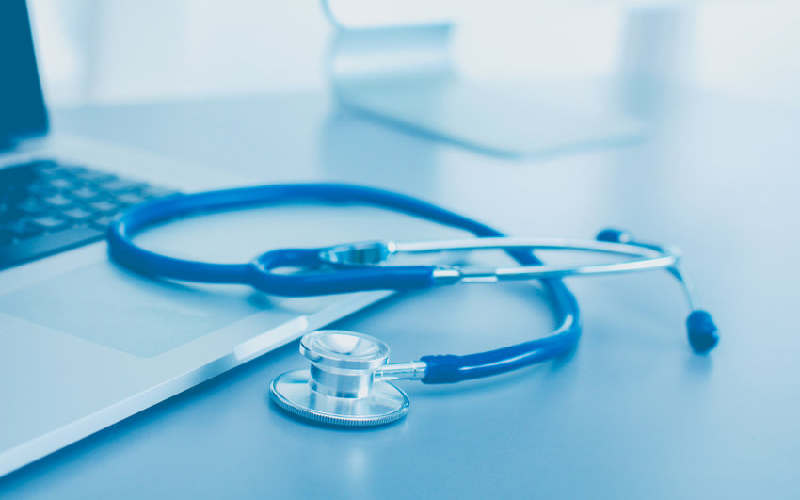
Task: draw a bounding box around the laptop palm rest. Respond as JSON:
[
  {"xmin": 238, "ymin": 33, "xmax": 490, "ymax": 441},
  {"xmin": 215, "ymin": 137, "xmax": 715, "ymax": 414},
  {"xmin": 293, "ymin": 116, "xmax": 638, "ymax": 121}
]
[{"xmin": 0, "ymin": 201, "xmax": 465, "ymax": 474}]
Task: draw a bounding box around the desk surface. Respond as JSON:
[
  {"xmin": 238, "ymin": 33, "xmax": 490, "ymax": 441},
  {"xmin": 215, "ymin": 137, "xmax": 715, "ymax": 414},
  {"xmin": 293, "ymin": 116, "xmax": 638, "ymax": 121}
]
[{"xmin": 3, "ymin": 84, "xmax": 800, "ymax": 499}]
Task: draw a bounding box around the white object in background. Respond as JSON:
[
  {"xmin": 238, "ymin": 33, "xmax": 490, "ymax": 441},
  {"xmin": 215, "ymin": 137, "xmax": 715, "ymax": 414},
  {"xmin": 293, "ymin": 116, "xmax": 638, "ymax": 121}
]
[{"xmin": 323, "ymin": 0, "xmax": 644, "ymax": 159}]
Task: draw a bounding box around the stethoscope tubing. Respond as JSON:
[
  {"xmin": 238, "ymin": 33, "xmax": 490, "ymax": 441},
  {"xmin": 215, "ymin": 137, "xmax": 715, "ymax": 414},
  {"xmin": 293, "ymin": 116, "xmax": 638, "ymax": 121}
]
[
  {"xmin": 108, "ymin": 183, "xmax": 546, "ymax": 284},
  {"xmin": 106, "ymin": 183, "xmax": 582, "ymax": 383}
]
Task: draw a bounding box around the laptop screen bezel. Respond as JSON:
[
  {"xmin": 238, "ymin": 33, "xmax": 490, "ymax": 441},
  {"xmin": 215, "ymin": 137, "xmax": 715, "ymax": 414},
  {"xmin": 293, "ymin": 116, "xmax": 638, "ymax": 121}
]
[{"xmin": 0, "ymin": 0, "xmax": 49, "ymax": 149}]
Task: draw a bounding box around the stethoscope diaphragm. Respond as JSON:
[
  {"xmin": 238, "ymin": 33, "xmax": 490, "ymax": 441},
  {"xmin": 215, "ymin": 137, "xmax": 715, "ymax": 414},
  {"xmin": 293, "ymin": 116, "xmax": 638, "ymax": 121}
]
[{"xmin": 269, "ymin": 331, "xmax": 410, "ymax": 427}]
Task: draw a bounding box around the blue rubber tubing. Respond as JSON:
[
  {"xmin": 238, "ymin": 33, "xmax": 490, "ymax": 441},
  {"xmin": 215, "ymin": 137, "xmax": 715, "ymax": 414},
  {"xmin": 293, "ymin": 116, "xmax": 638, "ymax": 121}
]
[{"xmin": 106, "ymin": 183, "xmax": 581, "ymax": 383}]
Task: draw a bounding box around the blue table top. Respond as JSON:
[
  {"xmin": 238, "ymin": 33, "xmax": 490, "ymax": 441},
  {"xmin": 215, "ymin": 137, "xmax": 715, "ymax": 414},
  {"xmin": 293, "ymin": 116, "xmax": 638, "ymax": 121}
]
[{"xmin": 3, "ymin": 85, "xmax": 800, "ymax": 499}]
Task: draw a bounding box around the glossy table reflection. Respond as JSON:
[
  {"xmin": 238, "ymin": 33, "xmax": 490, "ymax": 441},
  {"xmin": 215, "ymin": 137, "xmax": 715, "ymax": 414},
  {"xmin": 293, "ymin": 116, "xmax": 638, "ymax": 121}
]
[{"xmin": 2, "ymin": 81, "xmax": 800, "ymax": 498}]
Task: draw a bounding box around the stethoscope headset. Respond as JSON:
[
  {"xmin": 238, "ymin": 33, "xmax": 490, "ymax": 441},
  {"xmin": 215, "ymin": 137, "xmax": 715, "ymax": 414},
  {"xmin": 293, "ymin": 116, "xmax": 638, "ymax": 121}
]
[{"xmin": 106, "ymin": 184, "xmax": 718, "ymax": 427}]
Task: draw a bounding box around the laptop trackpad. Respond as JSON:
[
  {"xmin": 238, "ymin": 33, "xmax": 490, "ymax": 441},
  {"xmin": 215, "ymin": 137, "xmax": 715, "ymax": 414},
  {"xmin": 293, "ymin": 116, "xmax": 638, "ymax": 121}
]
[
  {"xmin": 0, "ymin": 204, "xmax": 467, "ymax": 357},
  {"xmin": 0, "ymin": 263, "xmax": 278, "ymax": 357}
]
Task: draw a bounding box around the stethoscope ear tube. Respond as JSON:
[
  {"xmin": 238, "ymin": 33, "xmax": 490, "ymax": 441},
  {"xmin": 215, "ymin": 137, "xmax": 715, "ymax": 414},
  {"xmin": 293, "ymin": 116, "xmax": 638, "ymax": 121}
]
[
  {"xmin": 248, "ymin": 248, "xmax": 438, "ymax": 296},
  {"xmin": 105, "ymin": 183, "xmax": 552, "ymax": 285},
  {"xmin": 596, "ymin": 228, "xmax": 719, "ymax": 354}
]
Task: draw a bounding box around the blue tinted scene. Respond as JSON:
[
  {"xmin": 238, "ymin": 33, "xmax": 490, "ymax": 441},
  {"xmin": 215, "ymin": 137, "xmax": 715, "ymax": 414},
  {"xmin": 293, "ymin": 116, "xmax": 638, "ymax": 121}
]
[{"xmin": 2, "ymin": 1, "xmax": 800, "ymax": 499}]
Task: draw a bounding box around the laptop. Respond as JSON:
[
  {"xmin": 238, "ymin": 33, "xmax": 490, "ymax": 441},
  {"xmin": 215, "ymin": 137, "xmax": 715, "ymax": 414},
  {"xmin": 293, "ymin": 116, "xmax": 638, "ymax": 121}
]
[{"xmin": 0, "ymin": 0, "xmax": 455, "ymax": 476}]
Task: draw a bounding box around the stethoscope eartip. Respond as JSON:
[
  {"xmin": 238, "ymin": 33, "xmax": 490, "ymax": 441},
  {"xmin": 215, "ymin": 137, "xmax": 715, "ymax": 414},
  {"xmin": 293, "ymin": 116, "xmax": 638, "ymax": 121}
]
[
  {"xmin": 686, "ymin": 310, "xmax": 719, "ymax": 354},
  {"xmin": 596, "ymin": 228, "xmax": 632, "ymax": 244}
]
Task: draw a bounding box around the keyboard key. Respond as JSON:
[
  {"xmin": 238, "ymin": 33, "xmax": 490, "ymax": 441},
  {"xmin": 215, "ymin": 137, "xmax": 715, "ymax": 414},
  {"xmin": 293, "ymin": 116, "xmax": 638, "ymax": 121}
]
[
  {"xmin": 48, "ymin": 177, "xmax": 75, "ymax": 190},
  {"xmin": 0, "ymin": 159, "xmax": 179, "ymax": 270},
  {"xmin": 77, "ymin": 171, "xmax": 118, "ymax": 183},
  {"xmin": 0, "ymin": 230, "xmax": 14, "ymax": 247},
  {"xmin": 71, "ymin": 186, "xmax": 101, "ymax": 201},
  {"xmin": 15, "ymin": 198, "xmax": 47, "ymax": 214},
  {"xmin": 29, "ymin": 160, "xmax": 59, "ymax": 171},
  {"xmin": 0, "ymin": 226, "xmax": 105, "ymax": 270},
  {"xmin": 0, "ymin": 206, "xmax": 23, "ymax": 223},
  {"xmin": 89, "ymin": 215, "xmax": 118, "ymax": 230},
  {"xmin": 2, "ymin": 185, "xmax": 28, "ymax": 204},
  {"xmin": 38, "ymin": 167, "xmax": 73, "ymax": 179},
  {"xmin": 116, "ymin": 192, "xmax": 148, "ymax": 205},
  {"xmin": 0, "ymin": 220, "xmax": 42, "ymax": 238},
  {"xmin": 87, "ymin": 200, "xmax": 119, "ymax": 213},
  {"xmin": 57, "ymin": 166, "xmax": 89, "ymax": 176},
  {"xmin": 0, "ymin": 163, "xmax": 38, "ymax": 186},
  {"xmin": 62, "ymin": 207, "xmax": 94, "ymax": 221},
  {"xmin": 42, "ymin": 193, "xmax": 75, "ymax": 208},
  {"xmin": 30, "ymin": 215, "xmax": 70, "ymax": 232},
  {"xmin": 25, "ymin": 182, "xmax": 56, "ymax": 196}
]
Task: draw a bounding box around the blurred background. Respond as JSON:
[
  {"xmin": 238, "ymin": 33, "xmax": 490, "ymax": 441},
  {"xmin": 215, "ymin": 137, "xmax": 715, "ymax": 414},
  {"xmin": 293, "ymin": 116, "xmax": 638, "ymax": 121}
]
[{"xmin": 27, "ymin": 0, "xmax": 800, "ymax": 109}]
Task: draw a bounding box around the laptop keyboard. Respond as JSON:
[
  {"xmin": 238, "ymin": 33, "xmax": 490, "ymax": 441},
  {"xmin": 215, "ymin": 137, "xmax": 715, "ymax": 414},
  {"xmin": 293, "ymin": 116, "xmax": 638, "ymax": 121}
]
[{"xmin": 0, "ymin": 159, "xmax": 178, "ymax": 270}]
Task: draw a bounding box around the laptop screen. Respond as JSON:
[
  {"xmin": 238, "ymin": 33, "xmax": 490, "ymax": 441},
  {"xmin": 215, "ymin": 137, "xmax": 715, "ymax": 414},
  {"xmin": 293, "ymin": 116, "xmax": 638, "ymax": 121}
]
[{"xmin": 0, "ymin": 0, "xmax": 48, "ymax": 147}]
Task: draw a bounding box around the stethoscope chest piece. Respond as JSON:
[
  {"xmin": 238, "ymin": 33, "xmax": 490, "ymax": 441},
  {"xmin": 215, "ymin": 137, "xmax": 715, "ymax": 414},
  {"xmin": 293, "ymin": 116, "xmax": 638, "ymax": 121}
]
[{"xmin": 269, "ymin": 331, "xmax": 410, "ymax": 427}]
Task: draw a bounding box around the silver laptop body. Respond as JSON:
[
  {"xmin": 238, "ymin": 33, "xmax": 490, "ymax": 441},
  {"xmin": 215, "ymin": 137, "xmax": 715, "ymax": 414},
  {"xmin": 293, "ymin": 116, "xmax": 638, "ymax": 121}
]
[{"xmin": 0, "ymin": 1, "xmax": 449, "ymax": 475}]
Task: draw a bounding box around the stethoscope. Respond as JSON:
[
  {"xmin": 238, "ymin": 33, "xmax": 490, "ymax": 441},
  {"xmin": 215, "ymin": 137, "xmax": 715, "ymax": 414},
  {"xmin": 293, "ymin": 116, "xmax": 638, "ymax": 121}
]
[{"xmin": 106, "ymin": 183, "xmax": 718, "ymax": 427}]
